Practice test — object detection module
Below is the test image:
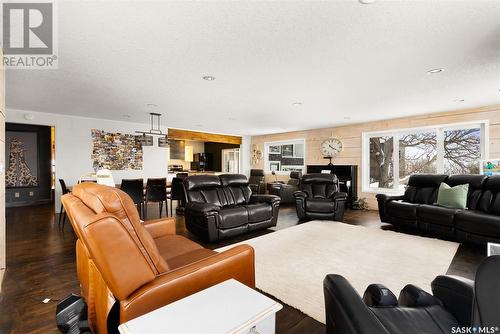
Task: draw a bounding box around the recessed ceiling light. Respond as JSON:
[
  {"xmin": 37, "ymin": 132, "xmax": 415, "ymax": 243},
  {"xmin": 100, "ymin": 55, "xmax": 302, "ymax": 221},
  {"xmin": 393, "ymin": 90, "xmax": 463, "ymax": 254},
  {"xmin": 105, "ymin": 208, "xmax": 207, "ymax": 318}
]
[
  {"xmin": 146, "ymin": 103, "xmax": 158, "ymax": 108},
  {"xmin": 228, "ymin": 117, "xmax": 237, "ymax": 121},
  {"xmin": 427, "ymin": 68, "xmax": 444, "ymax": 74},
  {"xmin": 343, "ymin": 116, "xmax": 352, "ymax": 120},
  {"xmin": 122, "ymin": 114, "xmax": 131, "ymax": 118},
  {"xmin": 455, "ymin": 99, "xmax": 465, "ymax": 102},
  {"xmin": 359, "ymin": 0, "xmax": 376, "ymax": 4},
  {"xmin": 202, "ymin": 75, "xmax": 216, "ymax": 81},
  {"xmin": 292, "ymin": 102, "xmax": 303, "ymax": 107}
]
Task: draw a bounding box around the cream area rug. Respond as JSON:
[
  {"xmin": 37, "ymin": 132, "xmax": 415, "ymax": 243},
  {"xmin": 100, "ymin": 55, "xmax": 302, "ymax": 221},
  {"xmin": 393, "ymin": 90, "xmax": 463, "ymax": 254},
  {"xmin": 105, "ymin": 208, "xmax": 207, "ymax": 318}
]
[{"xmin": 217, "ymin": 221, "xmax": 459, "ymax": 324}]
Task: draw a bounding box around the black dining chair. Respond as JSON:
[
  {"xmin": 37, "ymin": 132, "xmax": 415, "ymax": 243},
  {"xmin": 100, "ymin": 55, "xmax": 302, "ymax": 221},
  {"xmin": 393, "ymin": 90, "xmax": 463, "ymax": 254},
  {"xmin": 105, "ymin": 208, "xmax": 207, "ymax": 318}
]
[
  {"xmin": 145, "ymin": 178, "xmax": 167, "ymax": 218},
  {"xmin": 58, "ymin": 179, "xmax": 71, "ymax": 229},
  {"xmin": 167, "ymin": 173, "xmax": 189, "ymax": 216},
  {"xmin": 120, "ymin": 178, "xmax": 145, "ymax": 218}
]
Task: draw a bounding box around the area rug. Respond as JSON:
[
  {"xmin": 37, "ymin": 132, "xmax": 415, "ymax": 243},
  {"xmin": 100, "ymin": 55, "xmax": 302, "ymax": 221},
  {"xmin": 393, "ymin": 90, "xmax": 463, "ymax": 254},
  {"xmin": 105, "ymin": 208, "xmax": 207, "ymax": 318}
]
[{"xmin": 217, "ymin": 221, "xmax": 459, "ymax": 324}]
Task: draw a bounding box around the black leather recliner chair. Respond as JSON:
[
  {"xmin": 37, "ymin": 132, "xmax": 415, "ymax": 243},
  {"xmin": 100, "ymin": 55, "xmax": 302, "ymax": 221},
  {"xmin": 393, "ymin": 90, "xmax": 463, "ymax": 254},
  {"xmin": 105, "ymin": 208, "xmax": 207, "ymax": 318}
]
[
  {"xmin": 377, "ymin": 174, "xmax": 500, "ymax": 244},
  {"xmin": 248, "ymin": 169, "xmax": 266, "ymax": 194},
  {"xmin": 183, "ymin": 174, "xmax": 280, "ymax": 242},
  {"xmin": 294, "ymin": 173, "xmax": 347, "ymax": 221},
  {"xmin": 323, "ymin": 255, "xmax": 500, "ymax": 334},
  {"xmin": 269, "ymin": 171, "xmax": 301, "ymax": 204}
]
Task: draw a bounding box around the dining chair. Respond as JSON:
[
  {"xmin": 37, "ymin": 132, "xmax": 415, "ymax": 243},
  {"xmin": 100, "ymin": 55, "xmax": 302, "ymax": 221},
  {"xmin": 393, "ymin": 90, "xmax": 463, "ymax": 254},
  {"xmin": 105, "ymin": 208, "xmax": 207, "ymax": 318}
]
[
  {"xmin": 167, "ymin": 173, "xmax": 189, "ymax": 216},
  {"xmin": 120, "ymin": 178, "xmax": 145, "ymax": 218},
  {"xmin": 145, "ymin": 178, "xmax": 167, "ymax": 218},
  {"xmin": 58, "ymin": 179, "xmax": 71, "ymax": 229}
]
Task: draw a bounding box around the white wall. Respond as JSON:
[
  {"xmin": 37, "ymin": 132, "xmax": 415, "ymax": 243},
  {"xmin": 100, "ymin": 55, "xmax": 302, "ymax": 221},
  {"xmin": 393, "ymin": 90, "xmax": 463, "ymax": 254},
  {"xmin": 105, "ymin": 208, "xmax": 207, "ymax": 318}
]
[{"xmin": 6, "ymin": 109, "xmax": 169, "ymax": 212}]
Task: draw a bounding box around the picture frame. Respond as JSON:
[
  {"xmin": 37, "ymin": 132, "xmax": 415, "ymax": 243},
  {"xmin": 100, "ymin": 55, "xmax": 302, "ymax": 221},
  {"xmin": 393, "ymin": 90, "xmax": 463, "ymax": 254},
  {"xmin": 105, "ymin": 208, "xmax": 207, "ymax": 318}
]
[
  {"xmin": 481, "ymin": 159, "xmax": 500, "ymax": 176},
  {"xmin": 281, "ymin": 144, "xmax": 294, "ymax": 157},
  {"xmin": 5, "ymin": 130, "xmax": 40, "ymax": 188},
  {"xmin": 269, "ymin": 145, "xmax": 281, "ymax": 154},
  {"xmin": 269, "ymin": 161, "xmax": 280, "ymax": 172}
]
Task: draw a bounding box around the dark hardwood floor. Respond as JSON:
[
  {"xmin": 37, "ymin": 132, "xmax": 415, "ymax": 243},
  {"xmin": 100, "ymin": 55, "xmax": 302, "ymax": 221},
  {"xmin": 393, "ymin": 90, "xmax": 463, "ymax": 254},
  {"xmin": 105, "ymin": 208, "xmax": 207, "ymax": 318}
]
[{"xmin": 0, "ymin": 203, "xmax": 485, "ymax": 334}]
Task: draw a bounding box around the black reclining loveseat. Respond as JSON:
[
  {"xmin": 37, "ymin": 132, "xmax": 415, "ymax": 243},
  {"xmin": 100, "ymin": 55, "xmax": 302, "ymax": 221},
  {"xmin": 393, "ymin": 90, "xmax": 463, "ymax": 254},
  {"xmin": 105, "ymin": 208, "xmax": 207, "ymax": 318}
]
[
  {"xmin": 323, "ymin": 255, "xmax": 500, "ymax": 334},
  {"xmin": 377, "ymin": 174, "xmax": 500, "ymax": 244},
  {"xmin": 183, "ymin": 174, "xmax": 280, "ymax": 242}
]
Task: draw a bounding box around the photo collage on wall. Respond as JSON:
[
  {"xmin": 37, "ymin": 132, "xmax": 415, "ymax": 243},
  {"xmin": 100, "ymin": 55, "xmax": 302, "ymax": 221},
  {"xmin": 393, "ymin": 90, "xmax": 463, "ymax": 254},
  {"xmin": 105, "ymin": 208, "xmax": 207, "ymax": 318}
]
[{"xmin": 91, "ymin": 129, "xmax": 143, "ymax": 170}]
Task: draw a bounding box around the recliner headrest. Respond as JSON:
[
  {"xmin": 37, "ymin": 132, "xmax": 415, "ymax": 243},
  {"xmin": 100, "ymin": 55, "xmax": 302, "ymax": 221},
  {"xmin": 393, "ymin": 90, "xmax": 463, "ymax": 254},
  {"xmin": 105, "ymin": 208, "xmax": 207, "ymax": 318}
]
[
  {"xmin": 250, "ymin": 169, "xmax": 265, "ymax": 176},
  {"xmin": 446, "ymin": 175, "xmax": 486, "ymax": 189},
  {"xmin": 183, "ymin": 175, "xmax": 221, "ymax": 191},
  {"xmin": 290, "ymin": 171, "xmax": 302, "ymax": 179},
  {"xmin": 301, "ymin": 173, "xmax": 337, "ymax": 184},
  {"xmin": 484, "ymin": 176, "xmax": 500, "ymax": 191},
  {"xmin": 220, "ymin": 174, "xmax": 248, "ymax": 186},
  {"xmin": 407, "ymin": 174, "xmax": 448, "ymax": 187}
]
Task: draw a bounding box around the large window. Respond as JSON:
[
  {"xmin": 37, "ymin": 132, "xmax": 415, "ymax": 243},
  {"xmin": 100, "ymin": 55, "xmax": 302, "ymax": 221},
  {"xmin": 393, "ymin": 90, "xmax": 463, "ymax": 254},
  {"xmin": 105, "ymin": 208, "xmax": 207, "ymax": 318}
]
[
  {"xmin": 363, "ymin": 122, "xmax": 487, "ymax": 193},
  {"xmin": 264, "ymin": 139, "xmax": 305, "ymax": 173}
]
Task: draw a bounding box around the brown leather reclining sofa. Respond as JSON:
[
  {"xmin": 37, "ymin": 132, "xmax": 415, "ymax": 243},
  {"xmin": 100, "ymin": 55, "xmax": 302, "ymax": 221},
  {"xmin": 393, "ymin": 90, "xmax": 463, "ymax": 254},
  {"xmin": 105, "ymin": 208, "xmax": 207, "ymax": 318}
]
[{"xmin": 62, "ymin": 183, "xmax": 255, "ymax": 333}]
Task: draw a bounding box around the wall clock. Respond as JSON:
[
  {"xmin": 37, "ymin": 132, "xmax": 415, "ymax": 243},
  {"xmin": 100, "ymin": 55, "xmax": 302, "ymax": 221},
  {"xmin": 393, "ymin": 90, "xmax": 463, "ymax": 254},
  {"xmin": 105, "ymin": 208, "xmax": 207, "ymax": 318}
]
[{"xmin": 320, "ymin": 137, "xmax": 343, "ymax": 157}]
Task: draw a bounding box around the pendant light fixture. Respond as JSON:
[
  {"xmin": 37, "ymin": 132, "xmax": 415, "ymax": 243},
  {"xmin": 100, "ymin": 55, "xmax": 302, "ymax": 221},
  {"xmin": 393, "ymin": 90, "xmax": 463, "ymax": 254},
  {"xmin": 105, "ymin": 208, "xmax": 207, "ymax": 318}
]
[{"xmin": 136, "ymin": 112, "xmax": 169, "ymax": 147}]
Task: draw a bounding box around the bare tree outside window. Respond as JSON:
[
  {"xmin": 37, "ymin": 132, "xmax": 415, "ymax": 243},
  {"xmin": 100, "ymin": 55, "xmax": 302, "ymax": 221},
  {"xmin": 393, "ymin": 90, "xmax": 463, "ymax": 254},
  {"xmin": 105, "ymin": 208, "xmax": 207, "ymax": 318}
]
[
  {"xmin": 366, "ymin": 124, "xmax": 484, "ymax": 192},
  {"xmin": 399, "ymin": 132, "xmax": 437, "ymax": 186},
  {"xmin": 444, "ymin": 128, "xmax": 481, "ymax": 174},
  {"xmin": 369, "ymin": 136, "xmax": 394, "ymax": 189}
]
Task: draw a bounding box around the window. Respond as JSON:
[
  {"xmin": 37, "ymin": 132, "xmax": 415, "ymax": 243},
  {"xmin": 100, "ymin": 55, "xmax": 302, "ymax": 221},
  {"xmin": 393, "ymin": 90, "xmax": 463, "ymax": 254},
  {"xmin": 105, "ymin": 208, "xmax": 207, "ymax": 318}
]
[
  {"xmin": 363, "ymin": 121, "xmax": 487, "ymax": 193},
  {"xmin": 265, "ymin": 139, "xmax": 305, "ymax": 173}
]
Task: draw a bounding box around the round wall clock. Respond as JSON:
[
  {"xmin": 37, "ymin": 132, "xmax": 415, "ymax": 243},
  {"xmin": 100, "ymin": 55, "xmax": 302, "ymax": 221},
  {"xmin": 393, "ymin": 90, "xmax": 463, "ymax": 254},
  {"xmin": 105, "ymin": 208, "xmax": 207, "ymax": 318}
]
[{"xmin": 320, "ymin": 137, "xmax": 343, "ymax": 157}]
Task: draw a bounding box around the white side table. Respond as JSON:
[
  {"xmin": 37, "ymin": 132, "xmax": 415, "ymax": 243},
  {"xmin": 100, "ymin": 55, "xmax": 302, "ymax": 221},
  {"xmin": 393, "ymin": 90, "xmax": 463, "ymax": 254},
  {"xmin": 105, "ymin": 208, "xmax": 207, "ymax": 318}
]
[{"xmin": 118, "ymin": 279, "xmax": 283, "ymax": 334}]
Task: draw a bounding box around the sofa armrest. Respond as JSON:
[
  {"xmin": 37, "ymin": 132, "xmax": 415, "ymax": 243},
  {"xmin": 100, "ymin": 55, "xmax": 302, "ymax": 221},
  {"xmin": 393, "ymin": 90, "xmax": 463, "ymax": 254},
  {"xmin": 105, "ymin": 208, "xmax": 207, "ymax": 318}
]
[
  {"xmin": 332, "ymin": 192, "xmax": 348, "ymax": 201},
  {"xmin": 143, "ymin": 217, "xmax": 176, "ymax": 238},
  {"xmin": 431, "ymin": 275, "xmax": 474, "ymax": 326},
  {"xmin": 294, "ymin": 190, "xmax": 307, "ymax": 199},
  {"xmin": 185, "ymin": 202, "xmax": 221, "ymax": 214},
  {"xmin": 324, "ymin": 275, "xmax": 388, "ymax": 334},
  {"xmin": 250, "ymin": 194, "xmax": 280, "ymax": 205},
  {"xmin": 119, "ymin": 244, "xmax": 255, "ymax": 322}
]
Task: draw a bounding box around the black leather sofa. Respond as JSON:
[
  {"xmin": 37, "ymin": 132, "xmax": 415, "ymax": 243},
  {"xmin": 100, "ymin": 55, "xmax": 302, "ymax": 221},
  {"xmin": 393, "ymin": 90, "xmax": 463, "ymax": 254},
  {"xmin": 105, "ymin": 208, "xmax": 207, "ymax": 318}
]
[
  {"xmin": 294, "ymin": 173, "xmax": 347, "ymax": 221},
  {"xmin": 323, "ymin": 255, "xmax": 500, "ymax": 334},
  {"xmin": 377, "ymin": 174, "xmax": 500, "ymax": 245},
  {"xmin": 183, "ymin": 174, "xmax": 280, "ymax": 242},
  {"xmin": 269, "ymin": 171, "xmax": 301, "ymax": 204}
]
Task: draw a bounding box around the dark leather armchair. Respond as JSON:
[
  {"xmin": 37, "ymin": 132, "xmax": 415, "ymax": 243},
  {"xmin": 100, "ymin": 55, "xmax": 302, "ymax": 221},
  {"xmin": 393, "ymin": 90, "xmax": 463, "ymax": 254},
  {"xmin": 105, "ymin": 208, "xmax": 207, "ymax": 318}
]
[
  {"xmin": 248, "ymin": 169, "xmax": 266, "ymax": 194},
  {"xmin": 183, "ymin": 174, "xmax": 280, "ymax": 242},
  {"xmin": 294, "ymin": 173, "xmax": 347, "ymax": 221},
  {"xmin": 323, "ymin": 255, "xmax": 500, "ymax": 334},
  {"xmin": 269, "ymin": 171, "xmax": 301, "ymax": 204}
]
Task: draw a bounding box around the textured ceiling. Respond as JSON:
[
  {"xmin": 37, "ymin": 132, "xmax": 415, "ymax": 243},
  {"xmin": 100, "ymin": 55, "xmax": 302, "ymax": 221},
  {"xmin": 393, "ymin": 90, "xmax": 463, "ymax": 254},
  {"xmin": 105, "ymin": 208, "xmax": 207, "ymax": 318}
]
[{"xmin": 6, "ymin": 0, "xmax": 500, "ymax": 135}]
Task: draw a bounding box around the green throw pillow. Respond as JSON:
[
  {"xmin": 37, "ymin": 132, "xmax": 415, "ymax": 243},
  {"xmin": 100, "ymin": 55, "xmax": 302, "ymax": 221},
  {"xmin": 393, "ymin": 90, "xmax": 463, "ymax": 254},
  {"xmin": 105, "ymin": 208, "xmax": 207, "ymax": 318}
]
[{"xmin": 436, "ymin": 182, "xmax": 469, "ymax": 209}]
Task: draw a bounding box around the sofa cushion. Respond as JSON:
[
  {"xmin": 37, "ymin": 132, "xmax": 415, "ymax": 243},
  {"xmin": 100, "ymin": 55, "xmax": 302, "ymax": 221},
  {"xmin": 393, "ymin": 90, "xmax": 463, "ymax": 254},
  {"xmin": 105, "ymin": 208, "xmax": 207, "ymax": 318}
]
[
  {"xmin": 455, "ymin": 210, "xmax": 500, "ymax": 237},
  {"xmin": 166, "ymin": 248, "xmax": 217, "ymax": 269},
  {"xmin": 386, "ymin": 201, "xmax": 419, "ymax": 218},
  {"xmin": 306, "ymin": 198, "xmax": 335, "ymax": 213},
  {"xmin": 155, "ymin": 235, "xmax": 204, "ymax": 261},
  {"xmin": 404, "ymin": 174, "xmax": 448, "ymax": 203},
  {"xmin": 446, "ymin": 175, "xmax": 486, "ymax": 210},
  {"xmin": 418, "ymin": 204, "xmax": 459, "ymax": 227},
  {"xmin": 245, "ymin": 203, "xmax": 272, "ymax": 223},
  {"xmin": 436, "ymin": 182, "xmax": 468, "ymax": 209},
  {"xmin": 218, "ymin": 206, "xmax": 249, "ymax": 229}
]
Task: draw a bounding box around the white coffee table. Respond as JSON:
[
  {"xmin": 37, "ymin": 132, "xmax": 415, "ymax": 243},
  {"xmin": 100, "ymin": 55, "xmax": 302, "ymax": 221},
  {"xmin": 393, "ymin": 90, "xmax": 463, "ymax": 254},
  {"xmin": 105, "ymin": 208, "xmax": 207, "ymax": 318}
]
[{"xmin": 118, "ymin": 279, "xmax": 283, "ymax": 334}]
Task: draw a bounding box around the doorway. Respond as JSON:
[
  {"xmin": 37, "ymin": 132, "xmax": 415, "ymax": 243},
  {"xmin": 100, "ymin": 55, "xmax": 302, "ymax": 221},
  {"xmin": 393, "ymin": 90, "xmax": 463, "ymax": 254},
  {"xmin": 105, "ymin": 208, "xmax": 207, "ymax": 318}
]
[{"xmin": 222, "ymin": 148, "xmax": 240, "ymax": 174}]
